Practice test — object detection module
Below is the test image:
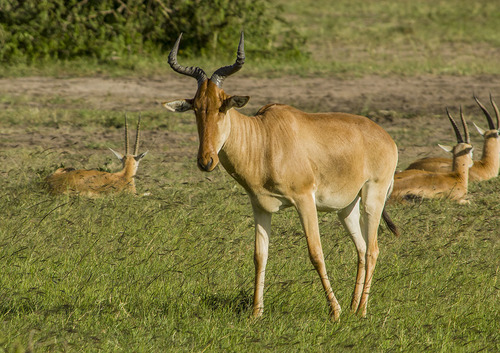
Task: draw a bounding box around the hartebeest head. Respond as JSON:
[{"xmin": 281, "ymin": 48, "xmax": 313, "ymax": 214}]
[
  {"xmin": 163, "ymin": 32, "xmax": 250, "ymax": 172},
  {"xmin": 439, "ymin": 107, "xmax": 473, "ymax": 167},
  {"xmin": 109, "ymin": 115, "xmax": 148, "ymax": 176},
  {"xmin": 472, "ymin": 94, "xmax": 500, "ymax": 138}
]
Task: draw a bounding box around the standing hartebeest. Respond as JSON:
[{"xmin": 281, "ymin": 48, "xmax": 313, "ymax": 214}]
[
  {"xmin": 405, "ymin": 95, "xmax": 499, "ymax": 182},
  {"xmin": 390, "ymin": 108, "xmax": 473, "ymax": 204},
  {"xmin": 163, "ymin": 32, "xmax": 399, "ymax": 320},
  {"xmin": 46, "ymin": 115, "xmax": 147, "ymax": 196}
]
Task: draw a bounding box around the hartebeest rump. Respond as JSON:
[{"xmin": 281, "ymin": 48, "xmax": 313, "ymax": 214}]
[
  {"xmin": 390, "ymin": 108, "xmax": 473, "ymax": 204},
  {"xmin": 46, "ymin": 116, "xmax": 147, "ymax": 196},
  {"xmin": 163, "ymin": 33, "xmax": 398, "ymax": 320},
  {"xmin": 405, "ymin": 95, "xmax": 499, "ymax": 182}
]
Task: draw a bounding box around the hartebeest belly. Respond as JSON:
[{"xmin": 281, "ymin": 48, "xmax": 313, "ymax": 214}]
[{"xmin": 219, "ymin": 106, "xmax": 396, "ymax": 213}]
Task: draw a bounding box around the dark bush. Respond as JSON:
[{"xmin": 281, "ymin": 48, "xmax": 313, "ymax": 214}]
[{"xmin": 0, "ymin": 0, "xmax": 306, "ymax": 63}]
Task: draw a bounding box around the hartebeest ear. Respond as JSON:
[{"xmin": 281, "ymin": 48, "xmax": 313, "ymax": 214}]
[
  {"xmin": 438, "ymin": 144, "xmax": 454, "ymax": 153},
  {"xmin": 226, "ymin": 95, "xmax": 250, "ymax": 110},
  {"xmin": 472, "ymin": 122, "xmax": 486, "ymax": 136},
  {"xmin": 162, "ymin": 99, "xmax": 194, "ymax": 112}
]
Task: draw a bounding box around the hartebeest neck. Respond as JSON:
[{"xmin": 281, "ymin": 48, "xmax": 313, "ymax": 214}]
[
  {"xmin": 118, "ymin": 156, "xmax": 138, "ymax": 180},
  {"xmin": 451, "ymin": 144, "xmax": 473, "ymax": 184},
  {"xmin": 218, "ymin": 109, "xmax": 267, "ymax": 185},
  {"xmin": 480, "ymin": 133, "xmax": 500, "ymax": 166}
]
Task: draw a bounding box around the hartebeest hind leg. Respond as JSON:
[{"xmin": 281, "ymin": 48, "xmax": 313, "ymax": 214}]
[
  {"xmin": 356, "ymin": 182, "xmax": 387, "ymax": 317},
  {"xmin": 296, "ymin": 194, "xmax": 342, "ymax": 321},
  {"xmin": 251, "ymin": 203, "xmax": 271, "ymax": 318},
  {"xmin": 337, "ymin": 196, "xmax": 367, "ymax": 313}
]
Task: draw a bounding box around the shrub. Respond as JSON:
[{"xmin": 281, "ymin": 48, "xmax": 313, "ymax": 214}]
[{"xmin": 0, "ymin": 0, "xmax": 306, "ymax": 64}]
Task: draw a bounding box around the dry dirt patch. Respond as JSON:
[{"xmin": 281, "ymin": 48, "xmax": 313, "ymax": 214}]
[{"xmin": 1, "ymin": 74, "xmax": 499, "ymax": 167}]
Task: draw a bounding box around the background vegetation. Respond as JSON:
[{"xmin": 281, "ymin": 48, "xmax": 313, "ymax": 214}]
[
  {"xmin": 0, "ymin": 0, "xmax": 303, "ymax": 65},
  {"xmin": 0, "ymin": 0, "xmax": 498, "ymax": 76}
]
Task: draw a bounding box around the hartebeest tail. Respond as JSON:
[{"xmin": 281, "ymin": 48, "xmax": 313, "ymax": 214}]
[
  {"xmin": 405, "ymin": 94, "xmax": 499, "ymax": 182},
  {"xmin": 163, "ymin": 32, "xmax": 399, "ymax": 320},
  {"xmin": 46, "ymin": 115, "xmax": 147, "ymax": 196},
  {"xmin": 390, "ymin": 108, "xmax": 473, "ymax": 204}
]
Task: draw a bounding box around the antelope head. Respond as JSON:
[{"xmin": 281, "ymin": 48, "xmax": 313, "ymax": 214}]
[
  {"xmin": 163, "ymin": 32, "xmax": 250, "ymax": 172},
  {"xmin": 472, "ymin": 94, "xmax": 500, "ymax": 138},
  {"xmin": 109, "ymin": 115, "xmax": 148, "ymax": 175},
  {"xmin": 439, "ymin": 107, "xmax": 474, "ymax": 168}
]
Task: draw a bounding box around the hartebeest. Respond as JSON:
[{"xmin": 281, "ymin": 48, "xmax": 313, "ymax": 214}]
[
  {"xmin": 390, "ymin": 108, "xmax": 473, "ymax": 204},
  {"xmin": 46, "ymin": 116, "xmax": 147, "ymax": 196},
  {"xmin": 163, "ymin": 32, "xmax": 399, "ymax": 320},
  {"xmin": 405, "ymin": 95, "xmax": 499, "ymax": 182}
]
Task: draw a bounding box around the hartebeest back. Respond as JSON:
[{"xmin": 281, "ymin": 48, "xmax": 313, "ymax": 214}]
[
  {"xmin": 46, "ymin": 116, "xmax": 147, "ymax": 196},
  {"xmin": 390, "ymin": 108, "xmax": 473, "ymax": 204},
  {"xmin": 405, "ymin": 95, "xmax": 499, "ymax": 182},
  {"xmin": 163, "ymin": 32, "xmax": 398, "ymax": 320}
]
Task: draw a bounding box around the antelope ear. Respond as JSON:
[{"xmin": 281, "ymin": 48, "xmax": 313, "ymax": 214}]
[
  {"xmin": 227, "ymin": 95, "xmax": 250, "ymax": 109},
  {"xmin": 472, "ymin": 122, "xmax": 485, "ymax": 136},
  {"xmin": 109, "ymin": 148, "xmax": 124, "ymax": 160},
  {"xmin": 438, "ymin": 144, "xmax": 454, "ymax": 153},
  {"xmin": 134, "ymin": 151, "xmax": 148, "ymax": 161},
  {"xmin": 162, "ymin": 99, "xmax": 194, "ymax": 112}
]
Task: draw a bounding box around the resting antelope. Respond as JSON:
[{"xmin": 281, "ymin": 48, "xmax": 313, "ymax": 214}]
[
  {"xmin": 390, "ymin": 108, "xmax": 473, "ymax": 204},
  {"xmin": 405, "ymin": 95, "xmax": 499, "ymax": 182},
  {"xmin": 163, "ymin": 32, "xmax": 399, "ymax": 320},
  {"xmin": 46, "ymin": 116, "xmax": 147, "ymax": 196}
]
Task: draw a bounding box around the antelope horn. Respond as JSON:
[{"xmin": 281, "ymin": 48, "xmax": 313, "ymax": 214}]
[
  {"xmin": 168, "ymin": 33, "xmax": 208, "ymax": 87},
  {"xmin": 489, "ymin": 93, "xmax": 499, "ymax": 129},
  {"xmin": 134, "ymin": 114, "xmax": 141, "ymax": 155},
  {"xmin": 473, "ymin": 94, "xmax": 496, "ymax": 130},
  {"xmin": 460, "ymin": 106, "xmax": 470, "ymax": 143},
  {"xmin": 210, "ymin": 32, "xmax": 245, "ymax": 88},
  {"xmin": 125, "ymin": 114, "xmax": 129, "ymax": 155},
  {"xmin": 446, "ymin": 108, "xmax": 464, "ymax": 143}
]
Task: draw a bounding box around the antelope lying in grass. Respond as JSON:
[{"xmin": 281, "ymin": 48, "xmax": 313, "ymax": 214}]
[
  {"xmin": 390, "ymin": 108, "xmax": 473, "ymax": 204},
  {"xmin": 163, "ymin": 32, "xmax": 399, "ymax": 320},
  {"xmin": 405, "ymin": 95, "xmax": 499, "ymax": 182},
  {"xmin": 46, "ymin": 116, "xmax": 147, "ymax": 196}
]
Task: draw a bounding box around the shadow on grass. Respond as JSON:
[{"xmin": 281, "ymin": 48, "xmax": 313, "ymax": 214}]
[{"xmin": 200, "ymin": 289, "xmax": 253, "ymax": 316}]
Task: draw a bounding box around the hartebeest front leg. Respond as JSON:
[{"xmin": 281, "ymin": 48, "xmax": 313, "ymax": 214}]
[
  {"xmin": 296, "ymin": 194, "xmax": 341, "ymax": 321},
  {"xmin": 251, "ymin": 203, "xmax": 271, "ymax": 318}
]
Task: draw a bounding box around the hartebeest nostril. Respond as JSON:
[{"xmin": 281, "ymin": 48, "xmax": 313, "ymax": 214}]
[{"xmin": 197, "ymin": 157, "xmax": 214, "ymax": 172}]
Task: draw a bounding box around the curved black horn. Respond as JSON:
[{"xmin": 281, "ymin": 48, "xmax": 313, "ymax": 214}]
[
  {"xmin": 168, "ymin": 33, "xmax": 208, "ymax": 87},
  {"xmin": 489, "ymin": 93, "xmax": 500, "ymax": 129},
  {"xmin": 460, "ymin": 106, "xmax": 470, "ymax": 143},
  {"xmin": 210, "ymin": 32, "xmax": 245, "ymax": 88},
  {"xmin": 473, "ymin": 94, "xmax": 496, "ymax": 130},
  {"xmin": 446, "ymin": 108, "xmax": 464, "ymax": 143},
  {"xmin": 134, "ymin": 114, "xmax": 141, "ymax": 155}
]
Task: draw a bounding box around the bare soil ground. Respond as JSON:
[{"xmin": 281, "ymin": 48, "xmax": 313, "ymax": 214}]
[
  {"xmin": 1, "ymin": 74, "xmax": 499, "ymax": 168},
  {"xmin": 2, "ymin": 74, "xmax": 499, "ymax": 113}
]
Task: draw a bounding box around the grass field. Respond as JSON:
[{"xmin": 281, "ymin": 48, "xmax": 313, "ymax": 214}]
[
  {"xmin": 1, "ymin": 0, "xmax": 500, "ymax": 352},
  {"xmin": 1, "ymin": 101, "xmax": 499, "ymax": 352}
]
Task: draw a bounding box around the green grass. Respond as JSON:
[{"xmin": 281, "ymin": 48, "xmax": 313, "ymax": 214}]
[
  {"xmin": 0, "ymin": 106, "xmax": 499, "ymax": 352},
  {"xmin": 1, "ymin": 1, "xmax": 499, "ymax": 350},
  {"xmin": 0, "ymin": 0, "xmax": 499, "ymax": 78}
]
